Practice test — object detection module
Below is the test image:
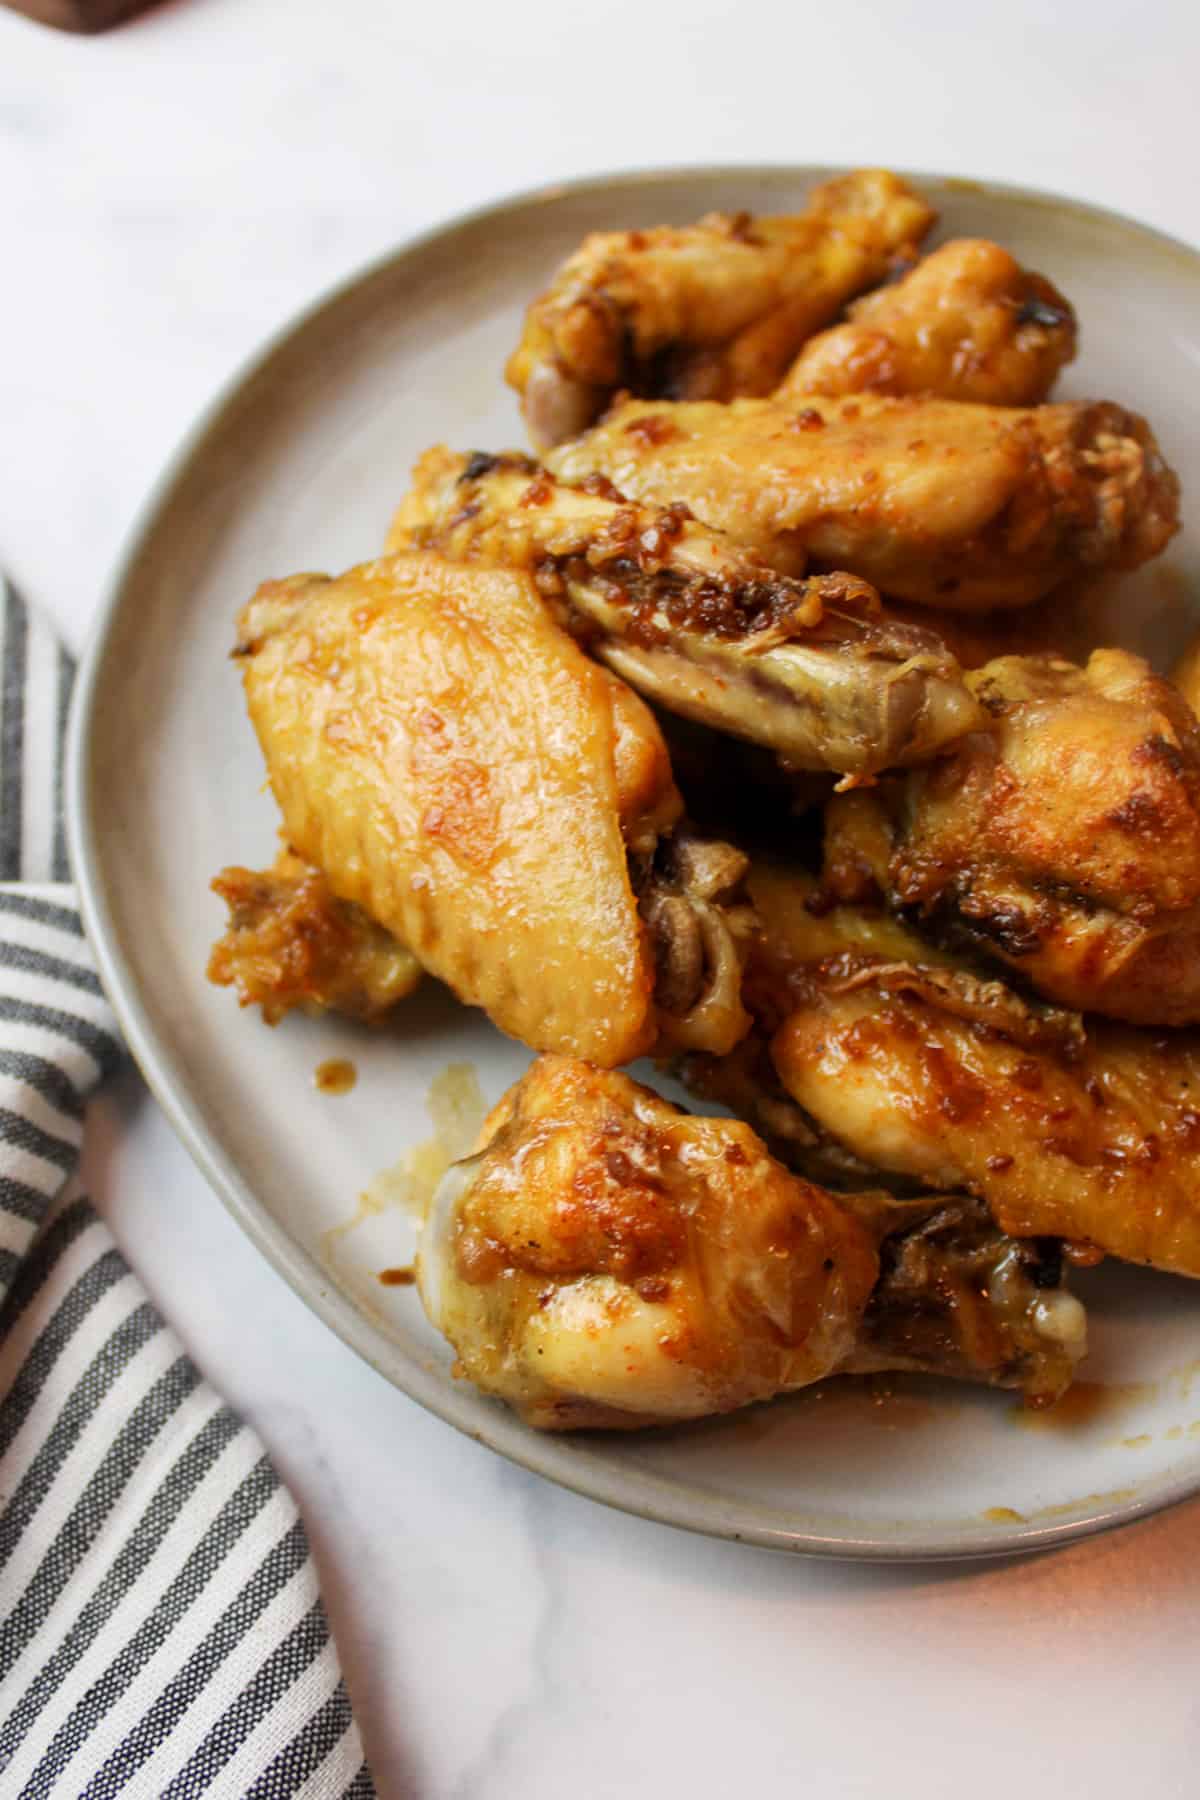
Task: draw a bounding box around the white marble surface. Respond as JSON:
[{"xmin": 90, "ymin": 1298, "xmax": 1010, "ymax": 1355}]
[{"xmin": 6, "ymin": 0, "xmax": 1200, "ymax": 1792}]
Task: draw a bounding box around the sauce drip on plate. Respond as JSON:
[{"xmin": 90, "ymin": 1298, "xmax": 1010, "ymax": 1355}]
[{"xmin": 315, "ymin": 1057, "xmax": 357, "ymax": 1095}]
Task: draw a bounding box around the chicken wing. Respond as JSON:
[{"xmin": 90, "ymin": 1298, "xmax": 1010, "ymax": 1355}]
[
  {"xmin": 687, "ymin": 854, "xmax": 1200, "ymax": 1281},
  {"xmin": 208, "ymin": 846, "xmax": 421, "ymax": 1024},
  {"xmin": 771, "ymin": 944, "xmax": 1200, "ymax": 1282},
  {"xmin": 417, "ymin": 1055, "xmax": 1084, "ymax": 1427},
  {"xmin": 229, "ymin": 554, "xmax": 752, "ymax": 1063},
  {"xmin": 682, "ymin": 858, "xmax": 1014, "ymax": 1185},
  {"xmin": 506, "ymin": 170, "xmax": 936, "ymax": 448},
  {"xmin": 819, "ymin": 649, "xmax": 1200, "ymax": 1025},
  {"xmin": 389, "ymin": 447, "xmax": 982, "ymax": 777},
  {"xmin": 776, "ymin": 238, "xmax": 1076, "ymax": 406},
  {"xmin": 547, "ymin": 394, "xmax": 1180, "ymax": 612}
]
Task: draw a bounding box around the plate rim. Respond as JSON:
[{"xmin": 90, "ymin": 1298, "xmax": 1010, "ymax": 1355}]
[{"xmin": 66, "ymin": 162, "xmax": 1200, "ymax": 1561}]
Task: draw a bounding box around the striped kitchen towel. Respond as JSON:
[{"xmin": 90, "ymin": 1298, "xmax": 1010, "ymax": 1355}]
[{"xmin": 0, "ymin": 580, "xmax": 374, "ymax": 1798}]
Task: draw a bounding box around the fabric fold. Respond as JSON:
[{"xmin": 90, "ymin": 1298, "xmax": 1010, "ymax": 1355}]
[{"xmin": 0, "ymin": 578, "xmax": 373, "ymax": 1797}]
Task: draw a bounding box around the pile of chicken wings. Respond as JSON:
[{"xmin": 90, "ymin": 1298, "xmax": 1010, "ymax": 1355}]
[{"xmin": 211, "ymin": 170, "xmax": 1199, "ymax": 1434}]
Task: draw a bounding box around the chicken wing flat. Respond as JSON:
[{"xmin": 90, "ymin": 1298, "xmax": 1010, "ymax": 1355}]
[
  {"xmin": 700, "ymin": 856, "xmax": 1200, "ymax": 1281},
  {"xmin": 820, "ymin": 650, "xmax": 1200, "ymax": 1024},
  {"xmin": 776, "ymin": 238, "xmax": 1076, "ymax": 406},
  {"xmin": 389, "ymin": 447, "xmax": 982, "ymax": 777},
  {"xmin": 230, "ymin": 554, "xmax": 752, "ymax": 1064},
  {"xmin": 208, "ymin": 846, "xmax": 421, "ymax": 1024},
  {"xmin": 417, "ymin": 1055, "xmax": 1084, "ymax": 1427},
  {"xmin": 770, "ymin": 944, "xmax": 1200, "ymax": 1282},
  {"xmin": 547, "ymin": 394, "xmax": 1180, "ymax": 612},
  {"xmin": 506, "ymin": 169, "xmax": 936, "ymax": 448}
]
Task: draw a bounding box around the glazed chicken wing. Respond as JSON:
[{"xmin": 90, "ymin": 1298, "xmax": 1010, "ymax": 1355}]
[
  {"xmin": 547, "ymin": 394, "xmax": 1180, "ymax": 612},
  {"xmin": 208, "ymin": 846, "xmax": 421, "ymax": 1024},
  {"xmin": 689, "ymin": 856, "xmax": 1200, "ymax": 1281},
  {"xmin": 228, "ymin": 554, "xmax": 753, "ymax": 1063},
  {"xmin": 389, "ymin": 447, "xmax": 982, "ymax": 778},
  {"xmin": 507, "ymin": 169, "xmax": 935, "ymax": 448},
  {"xmin": 417, "ymin": 1056, "xmax": 1084, "ymax": 1427},
  {"xmin": 821, "ymin": 649, "xmax": 1200, "ymax": 1025},
  {"xmin": 771, "ymin": 945, "xmax": 1200, "ymax": 1282},
  {"xmin": 777, "ymin": 238, "xmax": 1076, "ymax": 406}
]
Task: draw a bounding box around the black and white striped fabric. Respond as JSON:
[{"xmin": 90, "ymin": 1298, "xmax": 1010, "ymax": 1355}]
[{"xmin": 0, "ymin": 581, "xmax": 373, "ymax": 1798}]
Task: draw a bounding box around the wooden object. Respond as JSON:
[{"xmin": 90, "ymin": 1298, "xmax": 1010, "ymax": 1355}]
[{"xmin": 1, "ymin": 0, "xmax": 162, "ymax": 31}]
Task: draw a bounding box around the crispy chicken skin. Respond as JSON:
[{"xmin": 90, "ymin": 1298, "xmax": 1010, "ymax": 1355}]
[
  {"xmin": 771, "ymin": 953, "xmax": 1200, "ymax": 1282},
  {"xmin": 235, "ymin": 558, "xmax": 663, "ymax": 1064},
  {"xmin": 822, "ymin": 650, "xmax": 1200, "ymax": 1025},
  {"xmin": 701, "ymin": 857, "xmax": 1200, "ymax": 1281},
  {"xmin": 232, "ymin": 555, "xmax": 754, "ymax": 1063},
  {"xmin": 547, "ymin": 394, "xmax": 1180, "ymax": 612},
  {"xmin": 685, "ymin": 859, "xmax": 1028, "ymax": 1187},
  {"xmin": 390, "ymin": 447, "xmax": 983, "ymax": 777},
  {"xmin": 208, "ymin": 847, "xmax": 421, "ymax": 1024},
  {"xmin": 777, "ymin": 239, "xmax": 1077, "ymax": 406},
  {"xmin": 506, "ymin": 170, "xmax": 936, "ymax": 449},
  {"xmin": 417, "ymin": 1056, "xmax": 1084, "ymax": 1427}
]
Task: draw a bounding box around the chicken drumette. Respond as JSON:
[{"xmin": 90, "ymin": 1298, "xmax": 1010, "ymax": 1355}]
[
  {"xmin": 776, "ymin": 238, "xmax": 1076, "ymax": 406},
  {"xmin": 418, "ymin": 1055, "xmax": 1084, "ymax": 1428},
  {"xmin": 507, "ymin": 169, "xmax": 935, "ymax": 448},
  {"xmin": 389, "ymin": 447, "xmax": 982, "ymax": 778},
  {"xmin": 547, "ymin": 393, "xmax": 1179, "ymax": 612},
  {"xmin": 219, "ymin": 553, "xmax": 754, "ymax": 1063}
]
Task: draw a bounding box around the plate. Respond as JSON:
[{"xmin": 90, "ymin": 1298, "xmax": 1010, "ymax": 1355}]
[{"xmin": 68, "ymin": 167, "xmax": 1200, "ymax": 1558}]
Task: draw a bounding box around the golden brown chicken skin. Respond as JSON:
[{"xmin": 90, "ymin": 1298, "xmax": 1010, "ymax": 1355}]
[
  {"xmin": 685, "ymin": 859, "xmax": 1031, "ymax": 1185},
  {"xmin": 821, "ymin": 650, "xmax": 1200, "ymax": 1025},
  {"xmin": 232, "ymin": 554, "xmax": 752, "ymax": 1065},
  {"xmin": 547, "ymin": 394, "xmax": 1180, "ymax": 612},
  {"xmin": 777, "ymin": 238, "xmax": 1077, "ymax": 406},
  {"xmin": 506, "ymin": 170, "xmax": 935, "ymax": 449},
  {"xmin": 1171, "ymin": 630, "xmax": 1200, "ymax": 718},
  {"xmin": 771, "ymin": 953, "xmax": 1200, "ymax": 1282},
  {"xmin": 417, "ymin": 1056, "xmax": 1084, "ymax": 1427},
  {"xmin": 208, "ymin": 847, "xmax": 421, "ymax": 1024},
  {"xmin": 390, "ymin": 447, "xmax": 983, "ymax": 777},
  {"xmin": 706, "ymin": 858, "xmax": 1200, "ymax": 1282}
]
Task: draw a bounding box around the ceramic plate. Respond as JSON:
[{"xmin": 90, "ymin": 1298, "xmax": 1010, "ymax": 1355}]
[{"xmin": 68, "ymin": 168, "xmax": 1200, "ymax": 1558}]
